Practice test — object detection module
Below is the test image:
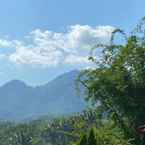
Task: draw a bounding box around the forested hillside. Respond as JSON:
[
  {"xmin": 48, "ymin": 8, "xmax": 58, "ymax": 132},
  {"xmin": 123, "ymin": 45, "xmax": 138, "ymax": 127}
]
[{"xmin": 0, "ymin": 108, "xmax": 132, "ymax": 145}]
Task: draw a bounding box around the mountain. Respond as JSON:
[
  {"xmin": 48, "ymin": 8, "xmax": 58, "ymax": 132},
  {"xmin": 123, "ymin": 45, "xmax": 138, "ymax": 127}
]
[{"xmin": 0, "ymin": 70, "xmax": 86, "ymax": 121}]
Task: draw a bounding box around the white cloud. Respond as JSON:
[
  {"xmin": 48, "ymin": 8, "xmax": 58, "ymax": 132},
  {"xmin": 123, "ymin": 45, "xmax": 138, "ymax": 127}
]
[
  {"xmin": 0, "ymin": 25, "xmax": 115, "ymax": 68},
  {"xmin": 64, "ymin": 54, "xmax": 90, "ymax": 65}
]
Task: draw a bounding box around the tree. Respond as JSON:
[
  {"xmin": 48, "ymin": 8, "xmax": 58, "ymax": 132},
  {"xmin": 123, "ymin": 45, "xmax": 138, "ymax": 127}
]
[
  {"xmin": 88, "ymin": 128, "xmax": 97, "ymax": 145},
  {"xmin": 78, "ymin": 17, "xmax": 145, "ymax": 144},
  {"xmin": 78, "ymin": 134, "xmax": 88, "ymax": 145}
]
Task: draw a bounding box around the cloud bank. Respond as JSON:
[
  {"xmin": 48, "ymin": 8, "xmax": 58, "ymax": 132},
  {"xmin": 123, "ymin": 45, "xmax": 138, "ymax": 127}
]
[{"xmin": 0, "ymin": 25, "xmax": 115, "ymax": 68}]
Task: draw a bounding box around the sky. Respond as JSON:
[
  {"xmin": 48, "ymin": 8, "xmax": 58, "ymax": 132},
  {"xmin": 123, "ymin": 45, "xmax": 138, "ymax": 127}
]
[{"xmin": 0, "ymin": 0, "xmax": 144, "ymax": 86}]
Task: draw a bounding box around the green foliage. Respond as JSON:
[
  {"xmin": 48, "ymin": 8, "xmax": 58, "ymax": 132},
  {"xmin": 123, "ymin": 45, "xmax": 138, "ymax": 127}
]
[
  {"xmin": 0, "ymin": 97, "xmax": 135, "ymax": 145},
  {"xmin": 87, "ymin": 128, "xmax": 97, "ymax": 145},
  {"xmin": 74, "ymin": 122, "xmax": 133, "ymax": 145},
  {"xmin": 78, "ymin": 17, "xmax": 145, "ymax": 144},
  {"xmin": 78, "ymin": 134, "xmax": 88, "ymax": 145},
  {"xmin": 0, "ymin": 109, "xmax": 100, "ymax": 145},
  {"xmin": 76, "ymin": 128, "xmax": 97, "ymax": 145},
  {"xmin": 94, "ymin": 122, "xmax": 133, "ymax": 145},
  {"xmin": 0, "ymin": 109, "xmax": 133, "ymax": 145}
]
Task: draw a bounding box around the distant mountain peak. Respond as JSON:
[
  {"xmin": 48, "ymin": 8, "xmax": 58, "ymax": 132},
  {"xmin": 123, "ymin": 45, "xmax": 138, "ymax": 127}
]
[
  {"xmin": 48, "ymin": 69, "xmax": 79, "ymax": 83},
  {"xmin": 0, "ymin": 70, "xmax": 85, "ymax": 121},
  {"xmin": 2, "ymin": 79, "xmax": 29, "ymax": 88}
]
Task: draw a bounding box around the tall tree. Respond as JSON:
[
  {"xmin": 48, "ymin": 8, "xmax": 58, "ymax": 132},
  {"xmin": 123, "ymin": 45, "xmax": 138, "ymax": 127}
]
[
  {"xmin": 78, "ymin": 17, "xmax": 145, "ymax": 143},
  {"xmin": 78, "ymin": 134, "xmax": 88, "ymax": 145},
  {"xmin": 88, "ymin": 128, "xmax": 97, "ymax": 145}
]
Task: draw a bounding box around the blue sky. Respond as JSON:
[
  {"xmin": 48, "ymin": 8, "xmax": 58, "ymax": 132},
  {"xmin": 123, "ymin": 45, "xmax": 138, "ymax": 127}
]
[{"xmin": 0, "ymin": 0, "xmax": 144, "ymax": 86}]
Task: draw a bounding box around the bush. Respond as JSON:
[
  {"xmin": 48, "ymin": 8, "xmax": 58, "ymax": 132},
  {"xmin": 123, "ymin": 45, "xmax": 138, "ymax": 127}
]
[{"xmin": 74, "ymin": 121, "xmax": 133, "ymax": 145}]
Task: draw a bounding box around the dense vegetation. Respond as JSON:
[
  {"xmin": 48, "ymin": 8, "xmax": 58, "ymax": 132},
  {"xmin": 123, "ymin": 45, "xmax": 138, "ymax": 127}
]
[
  {"xmin": 78, "ymin": 17, "xmax": 145, "ymax": 144},
  {"xmin": 1, "ymin": 17, "xmax": 145, "ymax": 145},
  {"xmin": 0, "ymin": 109, "xmax": 102, "ymax": 145},
  {"xmin": 0, "ymin": 108, "xmax": 132, "ymax": 145}
]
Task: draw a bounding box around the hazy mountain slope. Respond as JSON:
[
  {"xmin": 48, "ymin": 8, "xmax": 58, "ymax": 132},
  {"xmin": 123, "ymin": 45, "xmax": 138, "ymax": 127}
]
[{"xmin": 0, "ymin": 70, "xmax": 86, "ymax": 121}]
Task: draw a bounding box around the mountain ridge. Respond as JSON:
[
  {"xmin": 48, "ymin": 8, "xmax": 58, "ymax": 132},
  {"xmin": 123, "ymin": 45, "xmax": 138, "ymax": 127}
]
[
  {"xmin": 0, "ymin": 70, "xmax": 86, "ymax": 121},
  {"xmin": 2, "ymin": 69, "xmax": 79, "ymax": 88}
]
